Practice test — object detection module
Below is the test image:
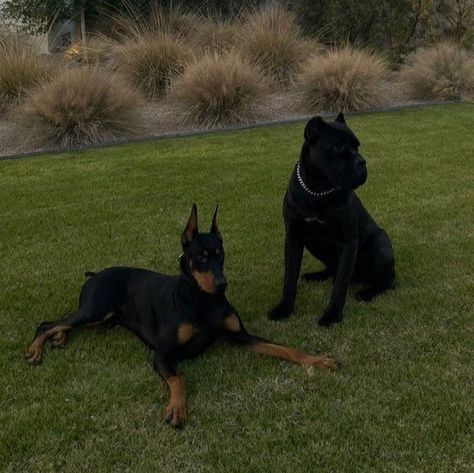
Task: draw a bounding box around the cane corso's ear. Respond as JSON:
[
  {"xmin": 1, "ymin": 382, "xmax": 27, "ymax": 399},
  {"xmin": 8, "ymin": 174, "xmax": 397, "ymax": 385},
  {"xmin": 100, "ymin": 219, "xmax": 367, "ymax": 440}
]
[
  {"xmin": 210, "ymin": 204, "xmax": 220, "ymax": 236},
  {"xmin": 335, "ymin": 112, "xmax": 346, "ymax": 124},
  {"xmin": 182, "ymin": 203, "xmax": 198, "ymax": 246},
  {"xmin": 304, "ymin": 116, "xmax": 325, "ymax": 143}
]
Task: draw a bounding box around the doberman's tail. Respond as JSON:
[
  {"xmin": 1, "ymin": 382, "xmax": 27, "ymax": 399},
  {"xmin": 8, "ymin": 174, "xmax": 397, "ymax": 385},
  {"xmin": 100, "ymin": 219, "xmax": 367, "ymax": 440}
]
[{"xmin": 84, "ymin": 271, "xmax": 96, "ymax": 278}]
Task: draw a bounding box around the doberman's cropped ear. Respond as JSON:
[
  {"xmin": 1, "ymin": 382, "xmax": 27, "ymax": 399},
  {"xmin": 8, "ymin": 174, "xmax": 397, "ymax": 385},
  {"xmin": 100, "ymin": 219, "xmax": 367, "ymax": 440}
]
[
  {"xmin": 181, "ymin": 203, "xmax": 198, "ymax": 246},
  {"xmin": 335, "ymin": 112, "xmax": 346, "ymax": 124},
  {"xmin": 304, "ymin": 116, "xmax": 325, "ymax": 144},
  {"xmin": 210, "ymin": 204, "xmax": 220, "ymax": 235}
]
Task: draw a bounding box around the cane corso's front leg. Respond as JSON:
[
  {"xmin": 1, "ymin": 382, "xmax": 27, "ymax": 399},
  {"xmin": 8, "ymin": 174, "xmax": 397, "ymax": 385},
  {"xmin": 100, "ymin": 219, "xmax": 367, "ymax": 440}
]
[
  {"xmin": 153, "ymin": 353, "xmax": 186, "ymax": 428},
  {"xmin": 268, "ymin": 231, "xmax": 304, "ymax": 320},
  {"xmin": 318, "ymin": 241, "xmax": 358, "ymax": 326}
]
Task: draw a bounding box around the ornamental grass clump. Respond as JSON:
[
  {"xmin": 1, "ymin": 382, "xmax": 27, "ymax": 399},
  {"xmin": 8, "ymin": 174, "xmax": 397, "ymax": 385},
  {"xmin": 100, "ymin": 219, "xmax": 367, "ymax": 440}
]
[
  {"xmin": 239, "ymin": 3, "xmax": 316, "ymax": 88},
  {"xmin": 401, "ymin": 42, "xmax": 474, "ymax": 101},
  {"xmin": 110, "ymin": 4, "xmax": 192, "ymax": 99},
  {"xmin": 171, "ymin": 51, "xmax": 268, "ymax": 127},
  {"xmin": 190, "ymin": 16, "xmax": 241, "ymax": 53},
  {"xmin": 18, "ymin": 67, "xmax": 143, "ymax": 148},
  {"xmin": 0, "ymin": 35, "xmax": 52, "ymax": 113},
  {"xmin": 296, "ymin": 46, "xmax": 387, "ymax": 113}
]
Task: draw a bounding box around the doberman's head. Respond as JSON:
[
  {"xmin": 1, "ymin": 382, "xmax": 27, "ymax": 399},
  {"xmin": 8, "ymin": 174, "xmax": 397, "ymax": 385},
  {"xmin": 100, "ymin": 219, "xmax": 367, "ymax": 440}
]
[
  {"xmin": 303, "ymin": 113, "xmax": 367, "ymax": 191},
  {"xmin": 180, "ymin": 204, "xmax": 227, "ymax": 295}
]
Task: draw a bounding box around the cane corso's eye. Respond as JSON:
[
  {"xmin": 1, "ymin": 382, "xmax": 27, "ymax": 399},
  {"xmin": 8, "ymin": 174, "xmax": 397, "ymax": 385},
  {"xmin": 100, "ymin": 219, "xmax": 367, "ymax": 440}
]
[{"xmin": 333, "ymin": 144, "xmax": 345, "ymax": 153}]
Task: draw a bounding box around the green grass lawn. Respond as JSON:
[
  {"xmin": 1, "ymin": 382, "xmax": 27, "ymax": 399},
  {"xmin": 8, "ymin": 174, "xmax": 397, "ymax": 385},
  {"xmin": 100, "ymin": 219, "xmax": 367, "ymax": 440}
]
[{"xmin": 1, "ymin": 104, "xmax": 473, "ymax": 473}]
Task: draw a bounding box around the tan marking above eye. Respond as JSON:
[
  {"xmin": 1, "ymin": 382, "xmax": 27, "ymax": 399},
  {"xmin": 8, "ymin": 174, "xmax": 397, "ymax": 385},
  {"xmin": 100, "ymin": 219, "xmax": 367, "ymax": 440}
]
[
  {"xmin": 223, "ymin": 314, "xmax": 240, "ymax": 332},
  {"xmin": 177, "ymin": 323, "xmax": 197, "ymax": 345}
]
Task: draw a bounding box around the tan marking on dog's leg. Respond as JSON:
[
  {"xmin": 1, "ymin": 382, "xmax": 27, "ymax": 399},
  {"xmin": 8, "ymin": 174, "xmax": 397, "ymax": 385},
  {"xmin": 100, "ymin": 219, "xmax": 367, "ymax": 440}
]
[
  {"xmin": 25, "ymin": 324, "xmax": 73, "ymax": 365},
  {"xmin": 177, "ymin": 323, "xmax": 197, "ymax": 345},
  {"xmin": 83, "ymin": 311, "xmax": 115, "ymax": 328},
  {"xmin": 223, "ymin": 314, "xmax": 241, "ymax": 333},
  {"xmin": 249, "ymin": 341, "xmax": 340, "ymax": 371},
  {"xmin": 51, "ymin": 331, "xmax": 68, "ymax": 348},
  {"xmin": 163, "ymin": 375, "xmax": 186, "ymax": 428}
]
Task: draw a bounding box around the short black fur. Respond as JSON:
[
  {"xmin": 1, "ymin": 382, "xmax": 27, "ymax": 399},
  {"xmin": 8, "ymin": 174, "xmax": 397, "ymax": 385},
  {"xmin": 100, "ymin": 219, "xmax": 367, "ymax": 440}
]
[
  {"xmin": 25, "ymin": 204, "xmax": 339, "ymax": 428},
  {"xmin": 268, "ymin": 114, "xmax": 395, "ymax": 326}
]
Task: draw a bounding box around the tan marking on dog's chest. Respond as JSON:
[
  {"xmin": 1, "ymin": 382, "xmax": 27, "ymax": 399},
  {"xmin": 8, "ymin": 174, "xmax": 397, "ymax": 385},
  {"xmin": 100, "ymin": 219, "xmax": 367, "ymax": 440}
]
[
  {"xmin": 223, "ymin": 314, "xmax": 241, "ymax": 332},
  {"xmin": 177, "ymin": 323, "xmax": 197, "ymax": 344}
]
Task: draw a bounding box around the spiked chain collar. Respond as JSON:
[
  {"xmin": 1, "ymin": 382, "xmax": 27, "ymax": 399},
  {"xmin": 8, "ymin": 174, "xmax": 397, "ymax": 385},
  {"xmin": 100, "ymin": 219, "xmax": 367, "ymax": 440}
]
[{"xmin": 296, "ymin": 162, "xmax": 336, "ymax": 198}]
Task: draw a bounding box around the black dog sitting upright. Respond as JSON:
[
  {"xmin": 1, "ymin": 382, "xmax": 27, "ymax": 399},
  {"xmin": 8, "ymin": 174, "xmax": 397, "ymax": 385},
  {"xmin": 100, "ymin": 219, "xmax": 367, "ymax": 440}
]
[
  {"xmin": 268, "ymin": 114, "xmax": 395, "ymax": 326},
  {"xmin": 25, "ymin": 205, "xmax": 338, "ymax": 428}
]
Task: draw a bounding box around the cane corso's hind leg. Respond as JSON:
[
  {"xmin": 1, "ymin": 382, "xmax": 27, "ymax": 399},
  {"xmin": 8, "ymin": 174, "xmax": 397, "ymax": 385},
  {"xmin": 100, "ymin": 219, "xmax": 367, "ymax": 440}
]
[{"xmin": 302, "ymin": 238, "xmax": 339, "ymax": 282}]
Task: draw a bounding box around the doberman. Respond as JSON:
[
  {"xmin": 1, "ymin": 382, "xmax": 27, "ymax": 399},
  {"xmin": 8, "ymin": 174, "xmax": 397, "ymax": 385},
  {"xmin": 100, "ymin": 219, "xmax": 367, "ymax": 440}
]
[{"xmin": 25, "ymin": 204, "xmax": 339, "ymax": 428}]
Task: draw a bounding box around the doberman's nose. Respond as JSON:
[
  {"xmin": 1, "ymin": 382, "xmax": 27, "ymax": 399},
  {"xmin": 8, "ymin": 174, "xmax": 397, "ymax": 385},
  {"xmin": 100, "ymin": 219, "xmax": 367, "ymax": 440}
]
[{"xmin": 215, "ymin": 278, "xmax": 228, "ymax": 293}]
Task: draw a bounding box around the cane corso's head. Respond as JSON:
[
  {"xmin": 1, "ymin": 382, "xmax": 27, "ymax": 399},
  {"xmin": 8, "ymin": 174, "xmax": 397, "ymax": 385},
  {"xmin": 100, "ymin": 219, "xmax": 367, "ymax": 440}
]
[
  {"xmin": 303, "ymin": 113, "xmax": 367, "ymax": 191},
  {"xmin": 180, "ymin": 204, "xmax": 227, "ymax": 295}
]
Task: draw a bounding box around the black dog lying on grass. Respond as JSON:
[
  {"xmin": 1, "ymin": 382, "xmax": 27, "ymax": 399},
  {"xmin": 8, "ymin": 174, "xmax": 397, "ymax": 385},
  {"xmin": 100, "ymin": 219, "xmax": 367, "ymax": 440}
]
[
  {"xmin": 25, "ymin": 205, "xmax": 339, "ymax": 428},
  {"xmin": 269, "ymin": 113, "xmax": 395, "ymax": 326}
]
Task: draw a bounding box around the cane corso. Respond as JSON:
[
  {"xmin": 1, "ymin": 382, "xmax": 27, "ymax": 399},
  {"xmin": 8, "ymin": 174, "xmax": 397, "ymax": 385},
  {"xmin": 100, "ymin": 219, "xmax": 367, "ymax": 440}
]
[{"xmin": 268, "ymin": 114, "xmax": 395, "ymax": 326}]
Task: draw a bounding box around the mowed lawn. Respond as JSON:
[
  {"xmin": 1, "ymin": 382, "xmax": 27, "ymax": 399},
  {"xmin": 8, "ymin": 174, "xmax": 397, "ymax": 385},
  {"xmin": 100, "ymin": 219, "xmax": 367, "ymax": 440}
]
[{"xmin": 1, "ymin": 104, "xmax": 473, "ymax": 473}]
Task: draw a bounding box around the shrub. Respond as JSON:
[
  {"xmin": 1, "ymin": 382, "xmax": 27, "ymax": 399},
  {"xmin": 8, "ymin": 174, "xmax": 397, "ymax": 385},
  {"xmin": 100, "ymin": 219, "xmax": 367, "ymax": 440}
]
[
  {"xmin": 0, "ymin": 35, "xmax": 52, "ymax": 113},
  {"xmin": 296, "ymin": 46, "xmax": 387, "ymax": 113},
  {"xmin": 18, "ymin": 67, "xmax": 143, "ymax": 148},
  {"xmin": 239, "ymin": 3, "xmax": 316, "ymax": 88},
  {"xmin": 190, "ymin": 16, "xmax": 241, "ymax": 53},
  {"xmin": 171, "ymin": 51, "xmax": 268, "ymax": 127},
  {"xmin": 112, "ymin": 33, "xmax": 190, "ymax": 100},
  {"xmin": 401, "ymin": 43, "xmax": 474, "ymax": 101}
]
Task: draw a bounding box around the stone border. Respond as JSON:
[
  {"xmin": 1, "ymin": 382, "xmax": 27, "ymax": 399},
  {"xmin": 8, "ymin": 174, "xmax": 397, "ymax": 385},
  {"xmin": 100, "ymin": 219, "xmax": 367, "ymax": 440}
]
[{"xmin": 0, "ymin": 100, "xmax": 461, "ymax": 162}]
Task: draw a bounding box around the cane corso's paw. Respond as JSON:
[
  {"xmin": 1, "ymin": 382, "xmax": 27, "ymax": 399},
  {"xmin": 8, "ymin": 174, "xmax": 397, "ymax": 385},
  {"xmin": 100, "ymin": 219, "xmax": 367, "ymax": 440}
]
[
  {"xmin": 301, "ymin": 269, "xmax": 332, "ymax": 282},
  {"xmin": 163, "ymin": 402, "xmax": 186, "ymax": 429},
  {"xmin": 267, "ymin": 301, "xmax": 294, "ymax": 321},
  {"xmin": 317, "ymin": 307, "xmax": 343, "ymax": 327}
]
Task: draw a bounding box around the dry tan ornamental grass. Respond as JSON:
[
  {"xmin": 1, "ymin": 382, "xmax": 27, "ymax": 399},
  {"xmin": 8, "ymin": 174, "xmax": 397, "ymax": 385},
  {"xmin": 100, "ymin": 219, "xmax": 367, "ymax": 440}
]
[
  {"xmin": 240, "ymin": 3, "xmax": 317, "ymax": 89},
  {"xmin": 0, "ymin": 36, "xmax": 52, "ymax": 113},
  {"xmin": 112, "ymin": 34, "xmax": 190, "ymax": 99},
  {"xmin": 296, "ymin": 47, "xmax": 387, "ymax": 113},
  {"xmin": 401, "ymin": 43, "xmax": 474, "ymax": 101},
  {"xmin": 190, "ymin": 17, "xmax": 241, "ymax": 53},
  {"xmin": 18, "ymin": 67, "xmax": 143, "ymax": 148},
  {"xmin": 171, "ymin": 52, "xmax": 268, "ymax": 128}
]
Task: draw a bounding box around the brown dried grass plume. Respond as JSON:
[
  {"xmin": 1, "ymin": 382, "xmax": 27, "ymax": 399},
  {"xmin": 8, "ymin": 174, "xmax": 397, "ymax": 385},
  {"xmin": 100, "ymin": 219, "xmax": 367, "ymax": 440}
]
[
  {"xmin": 0, "ymin": 35, "xmax": 52, "ymax": 113},
  {"xmin": 171, "ymin": 51, "xmax": 268, "ymax": 127},
  {"xmin": 18, "ymin": 67, "xmax": 143, "ymax": 148},
  {"xmin": 401, "ymin": 42, "xmax": 474, "ymax": 101},
  {"xmin": 296, "ymin": 46, "xmax": 387, "ymax": 113},
  {"xmin": 239, "ymin": 3, "xmax": 317, "ymax": 88}
]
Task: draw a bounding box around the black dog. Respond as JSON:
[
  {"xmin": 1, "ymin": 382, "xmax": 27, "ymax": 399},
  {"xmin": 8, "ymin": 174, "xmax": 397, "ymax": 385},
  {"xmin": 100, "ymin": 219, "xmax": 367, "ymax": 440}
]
[
  {"xmin": 25, "ymin": 205, "xmax": 338, "ymax": 428},
  {"xmin": 268, "ymin": 114, "xmax": 395, "ymax": 326}
]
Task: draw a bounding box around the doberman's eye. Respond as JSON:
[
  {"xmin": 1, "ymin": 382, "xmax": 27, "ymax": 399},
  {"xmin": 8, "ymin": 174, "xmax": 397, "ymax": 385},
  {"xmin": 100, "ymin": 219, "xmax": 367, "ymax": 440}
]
[
  {"xmin": 333, "ymin": 144, "xmax": 345, "ymax": 153},
  {"xmin": 196, "ymin": 255, "xmax": 207, "ymax": 263},
  {"xmin": 216, "ymin": 249, "xmax": 224, "ymax": 259}
]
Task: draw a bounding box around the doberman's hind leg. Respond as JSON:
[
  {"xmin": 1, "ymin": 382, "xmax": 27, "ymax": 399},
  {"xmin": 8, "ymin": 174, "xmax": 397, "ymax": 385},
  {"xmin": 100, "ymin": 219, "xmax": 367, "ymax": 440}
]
[{"xmin": 25, "ymin": 309, "xmax": 115, "ymax": 365}]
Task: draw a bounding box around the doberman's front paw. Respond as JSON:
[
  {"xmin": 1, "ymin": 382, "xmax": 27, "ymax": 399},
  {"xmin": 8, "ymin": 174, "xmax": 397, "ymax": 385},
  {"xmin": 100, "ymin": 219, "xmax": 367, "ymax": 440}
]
[
  {"xmin": 163, "ymin": 403, "xmax": 186, "ymax": 428},
  {"xmin": 317, "ymin": 306, "xmax": 343, "ymax": 327},
  {"xmin": 267, "ymin": 301, "xmax": 294, "ymax": 321},
  {"xmin": 305, "ymin": 355, "xmax": 341, "ymax": 371},
  {"xmin": 24, "ymin": 344, "xmax": 42, "ymax": 365}
]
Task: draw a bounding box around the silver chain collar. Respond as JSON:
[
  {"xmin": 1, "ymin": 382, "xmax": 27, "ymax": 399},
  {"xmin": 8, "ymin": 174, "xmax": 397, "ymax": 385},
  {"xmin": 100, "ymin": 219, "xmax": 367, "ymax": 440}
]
[{"xmin": 296, "ymin": 162, "xmax": 336, "ymax": 198}]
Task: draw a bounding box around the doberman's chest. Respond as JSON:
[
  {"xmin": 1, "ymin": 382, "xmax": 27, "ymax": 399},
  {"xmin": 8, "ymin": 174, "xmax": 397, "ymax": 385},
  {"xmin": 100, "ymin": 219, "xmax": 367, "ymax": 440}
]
[{"xmin": 172, "ymin": 320, "xmax": 217, "ymax": 360}]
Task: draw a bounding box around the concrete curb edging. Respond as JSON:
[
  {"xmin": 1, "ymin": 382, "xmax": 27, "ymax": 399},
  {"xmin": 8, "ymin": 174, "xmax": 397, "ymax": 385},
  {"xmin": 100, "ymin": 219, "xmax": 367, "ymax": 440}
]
[{"xmin": 0, "ymin": 100, "xmax": 463, "ymax": 162}]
